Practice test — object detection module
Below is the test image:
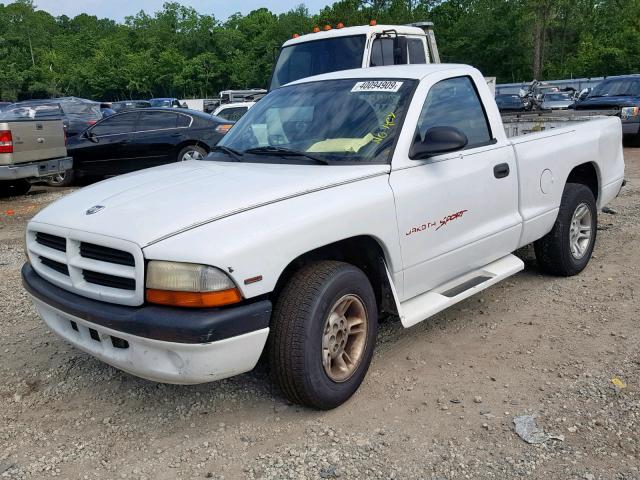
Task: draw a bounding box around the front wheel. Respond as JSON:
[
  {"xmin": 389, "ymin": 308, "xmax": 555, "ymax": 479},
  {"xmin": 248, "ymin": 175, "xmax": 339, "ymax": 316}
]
[
  {"xmin": 269, "ymin": 261, "xmax": 378, "ymax": 410},
  {"xmin": 177, "ymin": 145, "xmax": 207, "ymax": 162},
  {"xmin": 534, "ymin": 183, "xmax": 597, "ymax": 276}
]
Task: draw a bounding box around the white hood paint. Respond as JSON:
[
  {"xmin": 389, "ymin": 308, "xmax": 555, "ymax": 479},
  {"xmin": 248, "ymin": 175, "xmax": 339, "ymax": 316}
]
[{"xmin": 32, "ymin": 160, "xmax": 390, "ymax": 247}]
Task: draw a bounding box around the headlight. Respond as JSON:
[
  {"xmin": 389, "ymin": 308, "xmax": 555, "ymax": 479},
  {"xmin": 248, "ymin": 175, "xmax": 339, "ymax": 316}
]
[
  {"xmin": 621, "ymin": 106, "xmax": 639, "ymax": 119},
  {"xmin": 146, "ymin": 261, "xmax": 241, "ymax": 308}
]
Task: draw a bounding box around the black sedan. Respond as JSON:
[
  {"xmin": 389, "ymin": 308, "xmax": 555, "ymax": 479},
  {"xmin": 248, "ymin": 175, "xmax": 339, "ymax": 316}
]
[
  {"xmin": 495, "ymin": 94, "xmax": 526, "ymax": 112},
  {"xmin": 48, "ymin": 108, "xmax": 233, "ymax": 186}
]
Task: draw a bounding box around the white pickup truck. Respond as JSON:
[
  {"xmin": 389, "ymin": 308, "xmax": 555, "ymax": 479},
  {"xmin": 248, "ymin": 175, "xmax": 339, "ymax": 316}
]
[{"xmin": 22, "ymin": 64, "xmax": 625, "ymax": 409}]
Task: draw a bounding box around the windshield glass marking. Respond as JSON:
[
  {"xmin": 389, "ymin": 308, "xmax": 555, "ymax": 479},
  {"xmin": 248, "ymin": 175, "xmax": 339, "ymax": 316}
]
[{"xmin": 351, "ymin": 81, "xmax": 404, "ymax": 93}]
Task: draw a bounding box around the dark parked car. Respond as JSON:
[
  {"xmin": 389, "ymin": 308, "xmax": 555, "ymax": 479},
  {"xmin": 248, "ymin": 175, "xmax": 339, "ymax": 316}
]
[
  {"xmin": 149, "ymin": 97, "xmax": 182, "ymax": 108},
  {"xmin": 111, "ymin": 100, "xmax": 152, "ymax": 112},
  {"xmin": 574, "ymin": 75, "xmax": 640, "ymax": 143},
  {"xmin": 48, "ymin": 108, "xmax": 233, "ymax": 186},
  {"xmin": 495, "ymin": 94, "xmax": 525, "ymax": 112},
  {"xmin": 99, "ymin": 103, "xmax": 116, "ymax": 118},
  {"xmin": 0, "ymin": 97, "xmax": 102, "ymax": 137}
]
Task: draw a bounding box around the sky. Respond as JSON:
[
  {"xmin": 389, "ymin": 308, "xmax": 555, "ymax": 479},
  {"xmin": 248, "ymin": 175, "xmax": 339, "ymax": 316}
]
[{"xmin": 33, "ymin": 0, "xmax": 335, "ymax": 22}]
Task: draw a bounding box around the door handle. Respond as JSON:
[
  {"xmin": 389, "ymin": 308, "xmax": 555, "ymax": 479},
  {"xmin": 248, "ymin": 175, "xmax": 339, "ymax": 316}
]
[{"xmin": 494, "ymin": 163, "xmax": 510, "ymax": 179}]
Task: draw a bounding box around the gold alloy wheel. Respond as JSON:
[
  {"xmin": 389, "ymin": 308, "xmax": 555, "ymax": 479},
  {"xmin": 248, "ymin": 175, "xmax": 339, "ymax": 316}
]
[{"xmin": 321, "ymin": 294, "xmax": 368, "ymax": 382}]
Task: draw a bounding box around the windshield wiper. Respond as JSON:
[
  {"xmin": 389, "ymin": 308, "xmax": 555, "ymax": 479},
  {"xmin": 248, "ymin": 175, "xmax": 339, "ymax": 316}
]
[
  {"xmin": 211, "ymin": 145, "xmax": 244, "ymax": 162},
  {"xmin": 244, "ymin": 146, "xmax": 330, "ymax": 165}
]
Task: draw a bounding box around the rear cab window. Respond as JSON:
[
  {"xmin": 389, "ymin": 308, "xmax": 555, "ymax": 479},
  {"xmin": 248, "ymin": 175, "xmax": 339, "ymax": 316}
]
[{"xmin": 370, "ymin": 36, "xmax": 427, "ymax": 67}]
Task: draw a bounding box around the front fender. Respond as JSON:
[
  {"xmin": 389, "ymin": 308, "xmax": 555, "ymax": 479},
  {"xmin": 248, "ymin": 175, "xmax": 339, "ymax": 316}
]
[{"xmin": 142, "ymin": 174, "xmax": 404, "ymax": 299}]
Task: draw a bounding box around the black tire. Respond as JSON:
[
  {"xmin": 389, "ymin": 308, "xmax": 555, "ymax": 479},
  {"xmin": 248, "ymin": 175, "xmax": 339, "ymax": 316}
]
[
  {"xmin": 177, "ymin": 145, "xmax": 207, "ymax": 162},
  {"xmin": 534, "ymin": 182, "xmax": 597, "ymax": 276},
  {"xmin": 0, "ymin": 179, "xmax": 31, "ymax": 197},
  {"xmin": 269, "ymin": 261, "xmax": 378, "ymax": 410},
  {"xmin": 46, "ymin": 169, "xmax": 75, "ymax": 187}
]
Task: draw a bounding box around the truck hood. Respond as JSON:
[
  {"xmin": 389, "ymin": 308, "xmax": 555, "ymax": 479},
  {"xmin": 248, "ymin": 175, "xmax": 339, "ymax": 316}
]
[{"xmin": 32, "ymin": 160, "xmax": 390, "ymax": 247}]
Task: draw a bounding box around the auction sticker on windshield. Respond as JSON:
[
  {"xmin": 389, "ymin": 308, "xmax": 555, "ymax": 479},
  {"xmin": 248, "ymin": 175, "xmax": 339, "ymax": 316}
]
[{"xmin": 351, "ymin": 81, "xmax": 403, "ymax": 93}]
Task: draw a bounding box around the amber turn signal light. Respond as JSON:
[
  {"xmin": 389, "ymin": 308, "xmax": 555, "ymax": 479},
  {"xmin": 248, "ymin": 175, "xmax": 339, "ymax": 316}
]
[
  {"xmin": 215, "ymin": 124, "xmax": 233, "ymax": 134},
  {"xmin": 146, "ymin": 288, "xmax": 242, "ymax": 308}
]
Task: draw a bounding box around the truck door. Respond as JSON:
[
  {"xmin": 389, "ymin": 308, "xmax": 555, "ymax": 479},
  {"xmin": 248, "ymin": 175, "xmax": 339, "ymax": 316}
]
[{"xmin": 390, "ymin": 75, "xmax": 521, "ymax": 300}]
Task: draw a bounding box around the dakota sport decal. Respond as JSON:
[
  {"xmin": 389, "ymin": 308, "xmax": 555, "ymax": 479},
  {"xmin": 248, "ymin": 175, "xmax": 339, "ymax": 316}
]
[{"xmin": 405, "ymin": 209, "xmax": 469, "ymax": 236}]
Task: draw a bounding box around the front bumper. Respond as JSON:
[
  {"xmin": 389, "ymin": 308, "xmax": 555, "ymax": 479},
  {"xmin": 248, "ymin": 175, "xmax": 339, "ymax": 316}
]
[
  {"xmin": 22, "ymin": 264, "xmax": 272, "ymax": 384},
  {"xmin": 622, "ymin": 121, "xmax": 640, "ymax": 136},
  {"xmin": 0, "ymin": 156, "xmax": 73, "ymax": 180}
]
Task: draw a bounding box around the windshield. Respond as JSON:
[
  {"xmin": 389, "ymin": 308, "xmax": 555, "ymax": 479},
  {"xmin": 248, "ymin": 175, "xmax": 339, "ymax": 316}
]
[
  {"xmin": 213, "ymin": 78, "xmax": 416, "ymax": 165},
  {"xmin": 270, "ymin": 35, "xmax": 367, "ymax": 90},
  {"xmin": 149, "ymin": 99, "xmax": 172, "ymax": 107},
  {"xmin": 590, "ymin": 78, "xmax": 640, "ymax": 97}
]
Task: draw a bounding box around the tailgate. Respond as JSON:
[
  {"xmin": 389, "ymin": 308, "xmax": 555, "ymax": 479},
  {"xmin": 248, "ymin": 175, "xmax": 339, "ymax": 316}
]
[{"xmin": 0, "ymin": 120, "xmax": 67, "ymax": 165}]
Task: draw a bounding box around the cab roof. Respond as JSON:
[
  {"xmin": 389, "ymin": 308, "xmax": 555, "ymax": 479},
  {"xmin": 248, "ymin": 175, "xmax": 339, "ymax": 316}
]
[
  {"xmin": 283, "ymin": 24, "xmax": 426, "ymax": 47},
  {"xmin": 288, "ymin": 64, "xmax": 473, "ymax": 86}
]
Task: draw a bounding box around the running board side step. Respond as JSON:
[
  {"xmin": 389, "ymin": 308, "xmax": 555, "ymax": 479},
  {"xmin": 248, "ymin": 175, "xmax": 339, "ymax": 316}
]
[{"xmin": 399, "ymin": 254, "xmax": 524, "ymax": 328}]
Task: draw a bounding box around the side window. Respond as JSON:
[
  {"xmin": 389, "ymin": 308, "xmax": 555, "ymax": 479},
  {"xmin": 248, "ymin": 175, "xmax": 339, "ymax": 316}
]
[
  {"xmin": 137, "ymin": 111, "xmax": 178, "ymax": 131},
  {"xmin": 416, "ymin": 76, "xmax": 492, "ymax": 148},
  {"xmin": 217, "ymin": 107, "xmax": 248, "ymax": 122},
  {"xmin": 408, "ymin": 38, "xmax": 427, "ymax": 64},
  {"xmin": 91, "ymin": 113, "xmax": 138, "ymax": 136},
  {"xmin": 176, "ymin": 114, "xmax": 191, "ymax": 128}
]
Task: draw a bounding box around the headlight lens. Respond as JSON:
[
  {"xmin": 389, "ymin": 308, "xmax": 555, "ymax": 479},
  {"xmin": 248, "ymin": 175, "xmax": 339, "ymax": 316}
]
[
  {"xmin": 621, "ymin": 106, "xmax": 639, "ymax": 119},
  {"xmin": 146, "ymin": 261, "xmax": 241, "ymax": 308}
]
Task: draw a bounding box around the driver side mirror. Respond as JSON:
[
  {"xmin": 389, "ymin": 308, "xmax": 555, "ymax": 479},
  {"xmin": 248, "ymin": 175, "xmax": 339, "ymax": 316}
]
[
  {"xmin": 85, "ymin": 130, "xmax": 99, "ymax": 143},
  {"xmin": 410, "ymin": 126, "xmax": 468, "ymax": 159}
]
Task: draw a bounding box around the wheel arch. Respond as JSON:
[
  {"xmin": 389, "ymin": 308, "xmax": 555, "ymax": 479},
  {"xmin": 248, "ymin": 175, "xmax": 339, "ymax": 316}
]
[
  {"xmin": 565, "ymin": 161, "xmax": 600, "ymax": 201},
  {"xmin": 271, "ymin": 235, "xmax": 400, "ymax": 318},
  {"xmin": 175, "ymin": 140, "xmax": 211, "ymax": 157}
]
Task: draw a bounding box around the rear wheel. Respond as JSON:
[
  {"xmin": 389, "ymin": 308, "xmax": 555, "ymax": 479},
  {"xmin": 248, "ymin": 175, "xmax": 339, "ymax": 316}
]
[
  {"xmin": 177, "ymin": 145, "xmax": 207, "ymax": 162},
  {"xmin": 269, "ymin": 261, "xmax": 378, "ymax": 410},
  {"xmin": 46, "ymin": 169, "xmax": 75, "ymax": 187},
  {"xmin": 0, "ymin": 180, "xmax": 31, "ymax": 197},
  {"xmin": 534, "ymin": 183, "xmax": 597, "ymax": 276}
]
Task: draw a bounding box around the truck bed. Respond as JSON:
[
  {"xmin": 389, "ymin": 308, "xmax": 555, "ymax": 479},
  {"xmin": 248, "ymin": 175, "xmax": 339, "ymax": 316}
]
[{"xmin": 501, "ymin": 110, "xmax": 618, "ymax": 138}]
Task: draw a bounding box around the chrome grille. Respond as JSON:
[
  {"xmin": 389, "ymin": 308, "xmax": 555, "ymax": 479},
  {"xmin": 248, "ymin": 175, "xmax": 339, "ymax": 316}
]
[{"xmin": 27, "ymin": 224, "xmax": 144, "ymax": 306}]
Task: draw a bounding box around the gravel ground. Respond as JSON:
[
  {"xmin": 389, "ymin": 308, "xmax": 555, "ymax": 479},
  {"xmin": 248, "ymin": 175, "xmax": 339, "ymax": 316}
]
[{"xmin": 0, "ymin": 151, "xmax": 638, "ymax": 480}]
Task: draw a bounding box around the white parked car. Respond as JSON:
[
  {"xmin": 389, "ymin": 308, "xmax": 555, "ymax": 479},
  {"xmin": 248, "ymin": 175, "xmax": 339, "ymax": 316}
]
[
  {"xmin": 23, "ymin": 64, "xmax": 625, "ymax": 409},
  {"xmin": 212, "ymin": 102, "xmax": 255, "ymax": 122}
]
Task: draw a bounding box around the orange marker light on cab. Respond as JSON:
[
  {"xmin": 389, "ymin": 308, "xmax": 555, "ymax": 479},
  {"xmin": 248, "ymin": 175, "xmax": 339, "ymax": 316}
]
[
  {"xmin": 313, "ymin": 26, "xmax": 320, "ymax": 33},
  {"xmin": 337, "ymin": 22, "xmax": 345, "ymax": 29},
  {"xmin": 369, "ymin": 19, "xmax": 377, "ymax": 26},
  {"xmin": 292, "ymin": 33, "xmax": 300, "ymax": 38},
  {"xmin": 323, "ymin": 25, "xmax": 332, "ymax": 31}
]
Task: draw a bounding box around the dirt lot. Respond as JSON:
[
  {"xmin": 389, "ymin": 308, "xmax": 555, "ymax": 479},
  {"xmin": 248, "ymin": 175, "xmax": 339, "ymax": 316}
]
[{"xmin": 0, "ymin": 151, "xmax": 638, "ymax": 480}]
